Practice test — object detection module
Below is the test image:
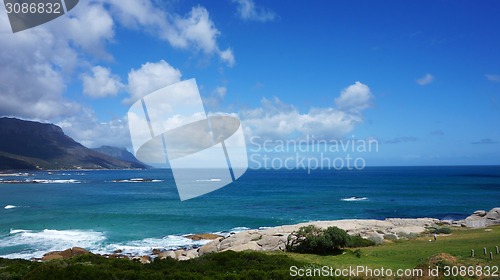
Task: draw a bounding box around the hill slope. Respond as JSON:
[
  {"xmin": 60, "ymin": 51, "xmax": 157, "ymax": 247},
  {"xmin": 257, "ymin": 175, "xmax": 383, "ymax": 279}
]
[
  {"xmin": 0, "ymin": 117, "xmax": 147, "ymax": 170},
  {"xmin": 92, "ymin": 146, "xmax": 148, "ymax": 167}
]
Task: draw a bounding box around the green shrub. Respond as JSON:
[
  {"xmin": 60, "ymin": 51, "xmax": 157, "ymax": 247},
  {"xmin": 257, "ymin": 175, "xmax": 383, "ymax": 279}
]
[
  {"xmin": 348, "ymin": 235, "xmax": 376, "ymax": 248},
  {"xmin": 353, "ymin": 249, "xmax": 362, "ymax": 258},
  {"xmin": 1, "ymin": 251, "xmax": 308, "ymax": 280},
  {"xmin": 286, "ymin": 225, "xmax": 350, "ymax": 255},
  {"xmin": 434, "ymin": 227, "xmax": 452, "ymax": 234}
]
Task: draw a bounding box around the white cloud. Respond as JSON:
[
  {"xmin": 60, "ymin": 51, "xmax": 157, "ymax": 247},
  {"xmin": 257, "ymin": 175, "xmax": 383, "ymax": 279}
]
[
  {"xmin": 82, "ymin": 66, "xmax": 124, "ymax": 98},
  {"xmin": 57, "ymin": 111, "xmax": 131, "ymax": 149},
  {"xmin": 175, "ymin": 7, "xmax": 219, "ymax": 53},
  {"xmin": 219, "ymin": 48, "xmax": 235, "ymax": 67},
  {"xmin": 0, "ymin": 0, "xmax": 233, "ymax": 120},
  {"xmin": 241, "ymin": 82, "xmax": 374, "ymax": 141},
  {"xmin": 56, "ymin": 1, "xmax": 115, "ymax": 59},
  {"xmin": 232, "ymin": 0, "xmax": 276, "ymax": 22},
  {"xmin": 0, "ymin": 0, "xmax": 233, "ymax": 150},
  {"xmin": 0, "ymin": 2, "xmax": 114, "ymax": 119},
  {"xmin": 486, "ymin": 74, "xmax": 500, "ymax": 83},
  {"xmin": 335, "ymin": 81, "xmax": 373, "ymax": 113},
  {"xmin": 416, "ymin": 73, "xmax": 434, "ymax": 85},
  {"xmin": 214, "ymin": 86, "xmax": 227, "ymax": 98},
  {"xmin": 125, "ymin": 60, "xmax": 182, "ymax": 104},
  {"xmin": 203, "ymin": 86, "xmax": 228, "ymax": 109},
  {"xmin": 104, "ymin": 1, "xmax": 234, "ymax": 66}
]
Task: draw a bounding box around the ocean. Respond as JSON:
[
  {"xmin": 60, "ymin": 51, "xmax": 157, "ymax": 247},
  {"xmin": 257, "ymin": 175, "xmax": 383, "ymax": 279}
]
[{"xmin": 1, "ymin": 166, "xmax": 499, "ymax": 259}]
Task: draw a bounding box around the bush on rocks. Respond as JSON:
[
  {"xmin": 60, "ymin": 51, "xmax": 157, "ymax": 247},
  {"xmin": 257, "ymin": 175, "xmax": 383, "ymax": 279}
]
[{"xmin": 286, "ymin": 225, "xmax": 351, "ymax": 255}]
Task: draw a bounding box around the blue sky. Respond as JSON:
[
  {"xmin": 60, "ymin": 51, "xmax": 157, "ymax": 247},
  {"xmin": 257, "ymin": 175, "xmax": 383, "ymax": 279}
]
[{"xmin": 0, "ymin": 0, "xmax": 499, "ymax": 166}]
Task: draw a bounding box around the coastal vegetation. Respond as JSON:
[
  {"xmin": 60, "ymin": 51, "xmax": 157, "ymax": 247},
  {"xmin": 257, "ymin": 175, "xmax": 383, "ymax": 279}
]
[
  {"xmin": 0, "ymin": 226, "xmax": 498, "ymax": 279},
  {"xmin": 286, "ymin": 225, "xmax": 369, "ymax": 254}
]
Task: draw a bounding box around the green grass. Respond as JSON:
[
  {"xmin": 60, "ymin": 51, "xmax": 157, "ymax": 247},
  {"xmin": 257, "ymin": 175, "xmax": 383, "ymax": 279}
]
[
  {"xmin": 0, "ymin": 226, "xmax": 499, "ymax": 279},
  {"xmin": 282, "ymin": 226, "xmax": 500, "ymax": 270}
]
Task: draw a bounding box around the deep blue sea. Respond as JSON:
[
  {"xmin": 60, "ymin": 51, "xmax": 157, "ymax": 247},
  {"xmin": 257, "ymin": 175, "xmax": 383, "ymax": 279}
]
[{"xmin": 1, "ymin": 166, "xmax": 499, "ymax": 259}]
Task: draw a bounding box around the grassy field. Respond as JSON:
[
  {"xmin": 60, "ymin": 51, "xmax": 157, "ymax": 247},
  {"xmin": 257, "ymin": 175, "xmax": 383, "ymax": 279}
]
[
  {"xmin": 283, "ymin": 226, "xmax": 500, "ymax": 270},
  {"xmin": 0, "ymin": 226, "xmax": 499, "ymax": 279}
]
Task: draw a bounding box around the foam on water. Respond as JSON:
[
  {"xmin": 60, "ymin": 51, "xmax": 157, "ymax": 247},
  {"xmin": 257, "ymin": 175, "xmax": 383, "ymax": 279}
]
[
  {"xmin": 98, "ymin": 235, "xmax": 210, "ymax": 256},
  {"xmin": 32, "ymin": 179, "xmax": 81, "ymax": 184},
  {"xmin": 196, "ymin": 179, "xmax": 222, "ymax": 182},
  {"xmin": 0, "ymin": 229, "xmax": 213, "ymax": 259},
  {"xmin": 0, "ymin": 229, "xmax": 106, "ymax": 259},
  {"xmin": 341, "ymin": 196, "xmax": 368, "ymax": 202},
  {"xmin": 112, "ymin": 178, "xmax": 163, "ymax": 183}
]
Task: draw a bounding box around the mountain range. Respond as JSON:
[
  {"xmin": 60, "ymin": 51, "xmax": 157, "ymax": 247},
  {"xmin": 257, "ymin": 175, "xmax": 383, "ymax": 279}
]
[{"xmin": 0, "ymin": 117, "xmax": 147, "ymax": 170}]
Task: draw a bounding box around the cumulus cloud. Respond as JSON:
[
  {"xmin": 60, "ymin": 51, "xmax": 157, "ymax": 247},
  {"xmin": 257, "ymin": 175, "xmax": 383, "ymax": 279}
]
[
  {"xmin": 241, "ymin": 82, "xmax": 374, "ymax": 141},
  {"xmin": 335, "ymin": 81, "xmax": 373, "ymax": 113},
  {"xmin": 232, "ymin": 0, "xmax": 276, "ymax": 22},
  {"xmin": 0, "ymin": 1, "xmax": 114, "ymax": 119},
  {"xmin": 104, "ymin": 1, "xmax": 234, "ymax": 66},
  {"xmin": 0, "ymin": 0, "xmax": 233, "ymax": 121},
  {"xmin": 125, "ymin": 60, "xmax": 182, "ymax": 104},
  {"xmin": 56, "ymin": 1, "xmax": 115, "ymax": 59},
  {"xmin": 82, "ymin": 66, "xmax": 124, "ymax": 98},
  {"xmin": 486, "ymin": 74, "xmax": 500, "ymax": 83},
  {"xmin": 219, "ymin": 48, "xmax": 235, "ymax": 67},
  {"xmin": 416, "ymin": 73, "xmax": 434, "ymax": 85}
]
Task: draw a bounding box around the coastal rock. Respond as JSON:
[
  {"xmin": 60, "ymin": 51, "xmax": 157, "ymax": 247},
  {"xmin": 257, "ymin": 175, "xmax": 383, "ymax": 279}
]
[
  {"xmin": 185, "ymin": 233, "xmax": 222, "ymax": 241},
  {"xmin": 198, "ymin": 238, "xmax": 222, "ymax": 256},
  {"xmin": 41, "ymin": 252, "xmax": 65, "ymax": 261},
  {"xmin": 485, "ymin": 208, "xmax": 500, "ymax": 225},
  {"xmin": 175, "ymin": 249, "xmax": 198, "ymax": 261},
  {"xmin": 383, "ymin": 233, "xmax": 398, "ymax": 240},
  {"xmin": 225, "ymin": 241, "xmax": 262, "ymax": 252},
  {"xmin": 157, "ymin": 250, "xmax": 176, "ymax": 259},
  {"xmin": 185, "ymin": 249, "xmax": 199, "ymax": 259},
  {"xmin": 465, "ymin": 215, "xmax": 487, "ymax": 228},
  {"xmin": 132, "ymin": 255, "xmax": 151, "ymax": 264},
  {"xmin": 194, "ymin": 218, "xmax": 439, "ymax": 255},
  {"xmin": 41, "ymin": 247, "xmax": 89, "ymax": 261},
  {"xmin": 474, "ymin": 210, "xmax": 487, "ymax": 217},
  {"xmin": 218, "ymin": 231, "xmax": 262, "ymax": 251},
  {"xmin": 256, "ymin": 235, "xmax": 287, "ymax": 251},
  {"xmin": 465, "ymin": 208, "xmax": 500, "ymax": 228},
  {"xmin": 152, "ymin": 248, "xmax": 161, "ymax": 255},
  {"xmin": 107, "ymin": 253, "xmax": 126, "ymax": 259},
  {"xmin": 364, "ymin": 231, "xmax": 384, "ymax": 245},
  {"xmin": 68, "ymin": 247, "xmax": 89, "ymax": 256}
]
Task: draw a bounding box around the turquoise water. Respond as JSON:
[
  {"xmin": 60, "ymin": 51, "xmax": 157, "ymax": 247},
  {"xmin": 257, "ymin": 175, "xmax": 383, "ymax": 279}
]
[{"xmin": 1, "ymin": 166, "xmax": 499, "ymax": 258}]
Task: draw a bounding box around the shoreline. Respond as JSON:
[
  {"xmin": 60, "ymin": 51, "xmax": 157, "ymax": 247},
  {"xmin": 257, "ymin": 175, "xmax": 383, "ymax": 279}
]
[{"xmin": 10, "ymin": 207, "xmax": 497, "ymax": 263}]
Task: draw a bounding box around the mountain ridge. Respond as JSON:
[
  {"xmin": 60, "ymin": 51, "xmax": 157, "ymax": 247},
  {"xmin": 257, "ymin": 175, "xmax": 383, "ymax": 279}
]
[{"xmin": 0, "ymin": 117, "xmax": 147, "ymax": 170}]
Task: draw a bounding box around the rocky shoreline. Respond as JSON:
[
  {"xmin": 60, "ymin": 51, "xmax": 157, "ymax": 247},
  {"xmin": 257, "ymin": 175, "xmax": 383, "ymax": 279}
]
[{"xmin": 36, "ymin": 208, "xmax": 500, "ymax": 264}]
